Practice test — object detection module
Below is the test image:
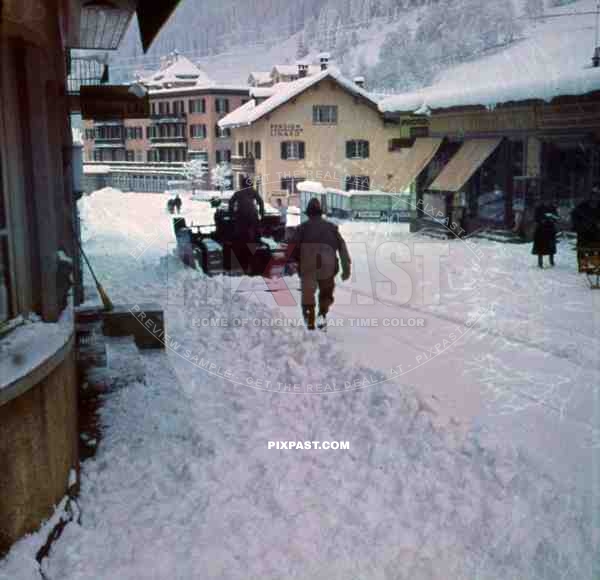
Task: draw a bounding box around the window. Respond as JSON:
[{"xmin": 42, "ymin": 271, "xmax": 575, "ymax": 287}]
[
  {"xmin": 126, "ymin": 150, "xmax": 134, "ymax": 162},
  {"xmin": 190, "ymin": 124, "xmax": 207, "ymax": 139},
  {"xmin": 238, "ymin": 142, "xmax": 244, "ymax": 157},
  {"xmin": 215, "ymin": 98, "xmax": 230, "ymax": 114},
  {"xmin": 173, "ymin": 100, "xmax": 185, "ymax": 115},
  {"xmin": 224, "ymin": 149, "xmax": 231, "ymax": 163},
  {"xmin": 281, "ymin": 177, "xmax": 304, "ymax": 194},
  {"xmin": 0, "ymin": 149, "xmax": 12, "ymax": 322},
  {"xmin": 281, "ymin": 141, "xmax": 305, "ymax": 160},
  {"xmin": 409, "ymin": 126, "xmax": 429, "ymax": 138},
  {"xmin": 388, "ymin": 138, "xmax": 415, "ymax": 151},
  {"xmin": 158, "ymin": 101, "xmax": 170, "ymax": 115},
  {"xmin": 346, "ymin": 140, "xmax": 369, "ymax": 159},
  {"xmin": 313, "ymin": 105, "xmax": 337, "ymax": 124},
  {"xmin": 135, "ymin": 150, "xmax": 143, "ymax": 162},
  {"xmin": 345, "ymin": 175, "xmax": 370, "ymax": 191},
  {"xmin": 189, "ymin": 98, "xmax": 206, "ymax": 114},
  {"xmin": 216, "ymin": 150, "xmax": 222, "ymax": 164},
  {"xmin": 254, "ymin": 141, "xmax": 261, "ymax": 159},
  {"xmin": 151, "ymin": 102, "xmax": 157, "ymax": 115},
  {"xmin": 215, "ymin": 125, "xmax": 230, "ymax": 139}
]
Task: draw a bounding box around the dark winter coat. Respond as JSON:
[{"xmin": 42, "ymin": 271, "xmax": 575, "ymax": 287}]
[
  {"xmin": 228, "ymin": 187, "xmax": 264, "ymax": 222},
  {"xmin": 571, "ymin": 200, "xmax": 600, "ymax": 247},
  {"xmin": 532, "ymin": 204, "xmax": 558, "ymax": 256},
  {"xmin": 291, "ymin": 216, "xmax": 351, "ymax": 279}
]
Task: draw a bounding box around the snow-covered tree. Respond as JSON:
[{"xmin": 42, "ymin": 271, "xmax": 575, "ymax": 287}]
[
  {"xmin": 296, "ymin": 33, "xmax": 309, "ymax": 60},
  {"xmin": 183, "ymin": 158, "xmax": 207, "ymax": 194},
  {"xmin": 211, "ymin": 162, "xmax": 233, "ymax": 193}
]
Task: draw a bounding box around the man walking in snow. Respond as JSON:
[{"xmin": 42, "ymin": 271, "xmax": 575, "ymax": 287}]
[
  {"xmin": 228, "ymin": 185, "xmax": 265, "ymax": 242},
  {"xmin": 291, "ymin": 198, "xmax": 351, "ymax": 330}
]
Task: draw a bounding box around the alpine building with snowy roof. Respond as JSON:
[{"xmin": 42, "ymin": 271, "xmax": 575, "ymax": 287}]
[
  {"xmin": 83, "ymin": 51, "xmax": 249, "ymax": 191},
  {"xmin": 378, "ymin": 0, "xmax": 600, "ymax": 239},
  {"xmin": 218, "ymin": 61, "xmax": 417, "ymax": 212}
]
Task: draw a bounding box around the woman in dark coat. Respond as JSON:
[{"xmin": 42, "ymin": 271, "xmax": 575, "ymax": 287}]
[{"xmin": 532, "ymin": 203, "xmax": 558, "ymax": 268}]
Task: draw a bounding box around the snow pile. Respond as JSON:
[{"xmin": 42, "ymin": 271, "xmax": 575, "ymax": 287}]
[
  {"xmin": 0, "ymin": 306, "xmax": 73, "ymax": 394},
  {"xmin": 1, "ymin": 188, "xmax": 596, "ymax": 579},
  {"xmin": 16, "ymin": 270, "xmax": 594, "ymax": 580}
]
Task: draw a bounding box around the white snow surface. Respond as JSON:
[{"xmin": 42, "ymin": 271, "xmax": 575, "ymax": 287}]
[
  {"xmin": 0, "ymin": 306, "xmax": 73, "ymax": 394},
  {"xmin": 380, "ymin": 0, "xmax": 600, "ymax": 112},
  {"xmin": 2, "ymin": 188, "xmax": 598, "ymax": 579}
]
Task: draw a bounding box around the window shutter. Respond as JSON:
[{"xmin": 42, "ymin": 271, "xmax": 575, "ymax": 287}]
[
  {"xmin": 202, "ymin": 99, "xmax": 206, "ymax": 113},
  {"xmin": 255, "ymin": 141, "xmax": 261, "ymax": 159},
  {"xmin": 225, "ymin": 99, "xmax": 230, "ymax": 113},
  {"xmin": 312, "ymin": 106, "xmax": 318, "ymax": 124},
  {"xmin": 364, "ymin": 141, "xmax": 370, "ymax": 158},
  {"xmin": 298, "ymin": 142, "xmax": 305, "ymax": 159},
  {"xmin": 281, "ymin": 142, "xmax": 288, "ymax": 160},
  {"xmin": 346, "ymin": 141, "xmax": 353, "ymax": 159}
]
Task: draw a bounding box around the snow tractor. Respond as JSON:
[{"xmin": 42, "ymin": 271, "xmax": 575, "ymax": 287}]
[{"xmin": 173, "ymin": 204, "xmax": 296, "ymax": 277}]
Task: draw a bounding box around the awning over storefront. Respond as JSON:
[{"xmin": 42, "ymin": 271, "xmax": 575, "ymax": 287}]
[
  {"xmin": 429, "ymin": 138, "xmax": 502, "ymax": 192},
  {"xmin": 392, "ymin": 137, "xmax": 443, "ymax": 192}
]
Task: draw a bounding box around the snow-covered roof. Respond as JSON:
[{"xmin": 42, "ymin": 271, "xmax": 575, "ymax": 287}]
[
  {"xmin": 248, "ymin": 71, "xmax": 272, "ymax": 85},
  {"xmin": 249, "ymin": 86, "xmax": 277, "ymax": 98},
  {"xmin": 219, "ymin": 68, "xmax": 381, "ymax": 129},
  {"xmin": 149, "ymin": 83, "xmax": 249, "ymax": 96},
  {"xmin": 142, "ymin": 53, "xmax": 212, "ymax": 88},
  {"xmin": 380, "ymin": 0, "xmax": 600, "ymax": 113},
  {"xmin": 297, "ymin": 180, "xmax": 327, "ymax": 194},
  {"xmin": 271, "ymin": 64, "xmax": 321, "ymax": 77}
]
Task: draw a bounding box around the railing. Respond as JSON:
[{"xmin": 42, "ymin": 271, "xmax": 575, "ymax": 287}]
[
  {"xmin": 150, "ymin": 135, "xmax": 187, "ymax": 144},
  {"xmin": 66, "ymin": 53, "xmax": 108, "ymax": 95},
  {"xmin": 150, "ymin": 113, "xmax": 187, "ymax": 124}
]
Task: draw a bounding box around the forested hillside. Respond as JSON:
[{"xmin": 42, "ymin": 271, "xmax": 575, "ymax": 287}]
[{"xmin": 111, "ymin": 0, "xmax": 554, "ymax": 91}]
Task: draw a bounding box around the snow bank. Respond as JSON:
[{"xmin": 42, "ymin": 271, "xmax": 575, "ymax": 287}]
[
  {"xmin": 2, "ymin": 186, "xmax": 594, "ymax": 579},
  {"xmin": 29, "ymin": 269, "xmax": 596, "ymax": 579}
]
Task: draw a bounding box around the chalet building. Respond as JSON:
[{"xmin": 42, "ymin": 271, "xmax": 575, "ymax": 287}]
[
  {"xmin": 248, "ymin": 62, "xmax": 322, "ymax": 88},
  {"xmin": 83, "ymin": 53, "xmax": 249, "ymax": 190},
  {"xmin": 219, "ymin": 61, "xmax": 402, "ymax": 207},
  {"xmin": 0, "ymin": 0, "xmax": 179, "ymax": 556},
  {"xmin": 380, "ymin": 55, "xmax": 600, "ymax": 237}
]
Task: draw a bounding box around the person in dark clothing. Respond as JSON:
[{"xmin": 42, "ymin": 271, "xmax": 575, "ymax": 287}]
[
  {"xmin": 291, "ymin": 198, "xmax": 351, "ymax": 330},
  {"xmin": 571, "ymin": 189, "xmax": 600, "ymax": 249},
  {"xmin": 228, "ymin": 186, "xmax": 265, "ymax": 242},
  {"xmin": 173, "ymin": 194, "xmax": 182, "ymax": 214},
  {"xmin": 532, "ymin": 203, "xmax": 559, "ymax": 268}
]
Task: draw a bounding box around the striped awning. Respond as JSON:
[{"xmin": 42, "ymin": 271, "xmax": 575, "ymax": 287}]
[
  {"xmin": 391, "ymin": 137, "xmax": 443, "ymax": 193},
  {"xmin": 429, "ymin": 138, "xmax": 502, "ymax": 192}
]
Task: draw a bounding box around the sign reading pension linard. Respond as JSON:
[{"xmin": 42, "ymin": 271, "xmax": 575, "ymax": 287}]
[
  {"xmin": 80, "ymin": 86, "xmax": 150, "ymax": 120},
  {"xmin": 270, "ymin": 124, "xmax": 303, "ymax": 137}
]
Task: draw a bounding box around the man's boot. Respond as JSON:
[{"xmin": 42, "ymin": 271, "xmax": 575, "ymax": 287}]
[
  {"xmin": 302, "ymin": 305, "xmax": 316, "ymax": 330},
  {"xmin": 317, "ymin": 308, "xmax": 328, "ymax": 330}
]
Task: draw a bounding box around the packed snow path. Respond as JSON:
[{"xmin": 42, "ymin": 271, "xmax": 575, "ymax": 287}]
[{"xmin": 1, "ymin": 189, "xmax": 597, "ymax": 580}]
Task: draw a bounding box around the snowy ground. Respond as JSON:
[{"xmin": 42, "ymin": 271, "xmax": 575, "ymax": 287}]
[{"xmin": 1, "ymin": 188, "xmax": 598, "ymax": 579}]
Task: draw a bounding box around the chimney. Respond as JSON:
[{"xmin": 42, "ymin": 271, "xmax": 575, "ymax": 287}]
[
  {"xmin": 319, "ymin": 52, "xmax": 330, "ymax": 71},
  {"xmin": 298, "ymin": 62, "xmax": 309, "ymax": 78},
  {"xmin": 354, "ymin": 76, "xmax": 365, "ymax": 89}
]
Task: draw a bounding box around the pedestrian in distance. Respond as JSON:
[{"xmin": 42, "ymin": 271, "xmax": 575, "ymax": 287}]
[
  {"xmin": 291, "ymin": 198, "xmax": 351, "ymax": 330},
  {"xmin": 532, "ymin": 202, "xmax": 559, "ymax": 268},
  {"xmin": 173, "ymin": 194, "xmax": 182, "ymax": 214}
]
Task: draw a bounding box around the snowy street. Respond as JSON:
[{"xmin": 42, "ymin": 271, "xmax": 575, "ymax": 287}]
[{"xmin": 1, "ymin": 189, "xmax": 598, "ymax": 579}]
